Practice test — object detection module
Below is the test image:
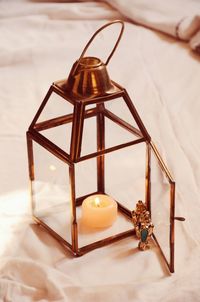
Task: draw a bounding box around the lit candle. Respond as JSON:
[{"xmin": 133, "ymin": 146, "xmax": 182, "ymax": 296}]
[{"xmin": 82, "ymin": 194, "xmax": 118, "ymax": 228}]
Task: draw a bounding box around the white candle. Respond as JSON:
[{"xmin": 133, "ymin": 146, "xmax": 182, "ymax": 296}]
[{"xmin": 82, "ymin": 194, "xmax": 118, "ymax": 228}]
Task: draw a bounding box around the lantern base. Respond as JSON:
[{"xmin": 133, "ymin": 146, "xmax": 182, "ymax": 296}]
[
  {"xmin": 33, "ymin": 214, "xmax": 174, "ymax": 273},
  {"xmin": 33, "ymin": 213, "xmax": 136, "ymax": 257},
  {"xmin": 32, "ymin": 196, "xmax": 137, "ymax": 256}
]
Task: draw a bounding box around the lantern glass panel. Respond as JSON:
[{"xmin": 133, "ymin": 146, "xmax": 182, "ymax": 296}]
[
  {"xmin": 75, "ymin": 158, "xmax": 97, "ymax": 198},
  {"xmin": 151, "ymin": 148, "xmax": 171, "ymax": 264},
  {"xmin": 104, "ymin": 97, "xmax": 143, "ymax": 133},
  {"xmin": 105, "ymin": 143, "xmax": 146, "ymax": 210},
  {"xmin": 80, "ymin": 97, "xmax": 143, "ymax": 157},
  {"xmin": 81, "ymin": 113, "xmax": 97, "ymax": 156},
  {"xmin": 77, "ymin": 143, "xmax": 146, "ymax": 248},
  {"xmin": 35, "ymin": 91, "xmax": 73, "ymax": 154},
  {"xmin": 104, "ymin": 117, "xmax": 137, "ymax": 149},
  {"xmin": 32, "ymin": 141, "xmax": 72, "ymax": 244},
  {"xmin": 104, "ymin": 97, "xmax": 144, "ymax": 150}
]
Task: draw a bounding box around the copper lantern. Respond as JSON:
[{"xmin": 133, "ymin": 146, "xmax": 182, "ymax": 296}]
[{"xmin": 26, "ymin": 21, "xmax": 182, "ymax": 273}]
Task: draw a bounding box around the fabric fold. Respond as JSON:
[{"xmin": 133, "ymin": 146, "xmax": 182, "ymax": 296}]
[{"xmin": 105, "ymin": 0, "xmax": 200, "ymax": 52}]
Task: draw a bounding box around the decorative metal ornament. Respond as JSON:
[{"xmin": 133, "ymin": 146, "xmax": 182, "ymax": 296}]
[
  {"xmin": 132, "ymin": 200, "xmax": 154, "ymax": 251},
  {"xmin": 26, "ymin": 20, "xmax": 184, "ymax": 274}
]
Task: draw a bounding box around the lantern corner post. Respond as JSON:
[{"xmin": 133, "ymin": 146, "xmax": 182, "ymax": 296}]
[
  {"xmin": 96, "ymin": 102, "xmax": 105, "ymax": 194},
  {"xmin": 170, "ymin": 180, "xmax": 175, "ymax": 273},
  {"xmin": 69, "ymin": 164, "xmax": 79, "ymax": 254},
  {"xmin": 70, "ymin": 102, "xmax": 85, "ymax": 162},
  {"xmin": 145, "ymin": 141, "xmax": 151, "ymax": 213},
  {"xmin": 26, "ymin": 131, "xmax": 35, "ymax": 216},
  {"xmin": 68, "ymin": 100, "xmax": 86, "ymax": 254}
]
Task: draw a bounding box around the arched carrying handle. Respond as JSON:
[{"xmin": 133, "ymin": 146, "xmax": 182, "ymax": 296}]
[{"xmin": 72, "ymin": 20, "xmax": 124, "ymax": 76}]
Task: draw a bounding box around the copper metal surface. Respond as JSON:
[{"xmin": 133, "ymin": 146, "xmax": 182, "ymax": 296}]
[
  {"xmin": 65, "ymin": 20, "xmax": 124, "ymax": 98},
  {"xmin": 145, "ymin": 143, "xmax": 151, "ymax": 212},
  {"xmin": 75, "ymin": 20, "xmax": 124, "ymax": 68}
]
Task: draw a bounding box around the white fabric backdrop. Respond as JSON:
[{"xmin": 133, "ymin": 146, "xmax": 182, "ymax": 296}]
[
  {"xmin": 0, "ymin": 1, "xmax": 200, "ymax": 301},
  {"xmin": 105, "ymin": 0, "xmax": 200, "ymax": 50}
]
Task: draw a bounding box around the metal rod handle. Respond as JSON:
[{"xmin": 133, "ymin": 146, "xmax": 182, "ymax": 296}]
[{"xmin": 72, "ymin": 20, "xmax": 124, "ymax": 76}]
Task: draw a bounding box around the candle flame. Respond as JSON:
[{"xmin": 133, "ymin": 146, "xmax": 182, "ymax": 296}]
[{"xmin": 94, "ymin": 197, "xmax": 100, "ymax": 207}]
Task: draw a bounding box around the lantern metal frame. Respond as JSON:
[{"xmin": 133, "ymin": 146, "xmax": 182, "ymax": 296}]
[{"xmin": 26, "ymin": 20, "xmax": 181, "ymax": 274}]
